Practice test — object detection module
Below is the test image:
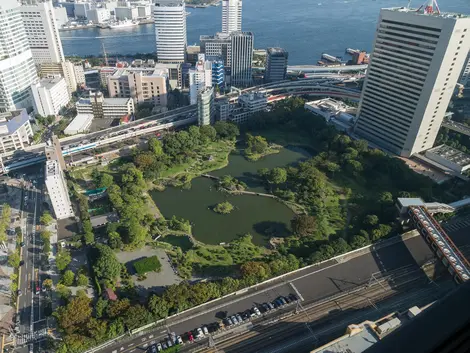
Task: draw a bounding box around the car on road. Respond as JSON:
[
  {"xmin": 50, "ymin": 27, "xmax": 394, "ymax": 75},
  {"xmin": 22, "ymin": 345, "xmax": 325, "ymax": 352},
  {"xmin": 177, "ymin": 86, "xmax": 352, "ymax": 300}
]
[
  {"xmin": 289, "ymin": 293, "xmax": 298, "ymax": 302},
  {"xmin": 19, "ymin": 260, "xmax": 24, "ymax": 266},
  {"xmin": 195, "ymin": 327, "xmax": 204, "ymax": 338},
  {"xmin": 17, "ymin": 289, "xmax": 22, "ymax": 296},
  {"xmin": 225, "ymin": 317, "xmax": 233, "ymax": 326},
  {"xmin": 20, "ymin": 242, "xmax": 25, "ymax": 247}
]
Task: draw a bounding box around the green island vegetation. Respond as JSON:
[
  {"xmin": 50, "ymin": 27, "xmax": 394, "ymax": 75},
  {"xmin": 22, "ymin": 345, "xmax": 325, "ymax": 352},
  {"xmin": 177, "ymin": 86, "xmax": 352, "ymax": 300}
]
[
  {"xmin": 218, "ymin": 175, "xmax": 247, "ymax": 191},
  {"xmin": 133, "ymin": 256, "xmax": 162, "ymax": 275},
  {"xmin": 244, "ymin": 133, "xmax": 281, "ymax": 161},
  {"xmin": 53, "ymin": 97, "xmax": 470, "ymax": 353},
  {"xmin": 212, "ymin": 201, "xmax": 235, "ymax": 214}
]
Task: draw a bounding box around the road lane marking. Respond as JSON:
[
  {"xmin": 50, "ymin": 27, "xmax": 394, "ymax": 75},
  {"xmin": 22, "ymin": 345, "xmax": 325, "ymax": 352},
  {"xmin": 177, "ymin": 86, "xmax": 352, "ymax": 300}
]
[{"xmin": 289, "ymin": 282, "xmax": 304, "ymax": 302}]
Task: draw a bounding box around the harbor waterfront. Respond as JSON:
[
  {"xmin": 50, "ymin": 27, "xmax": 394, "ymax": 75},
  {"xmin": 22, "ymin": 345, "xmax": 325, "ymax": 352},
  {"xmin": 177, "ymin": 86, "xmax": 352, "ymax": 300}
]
[{"xmin": 59, "ymin": 0, "xmax": 468, "ymax": 65}]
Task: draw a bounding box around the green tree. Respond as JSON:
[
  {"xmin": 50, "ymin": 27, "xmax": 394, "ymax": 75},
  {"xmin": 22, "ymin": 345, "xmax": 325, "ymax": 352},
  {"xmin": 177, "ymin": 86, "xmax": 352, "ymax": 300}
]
[
  {"xmin": 42, "ymin": 278, "xmax": 53, "ymax": 290},
  {"xmin": 40, "ymin": 230, "xmax": 52, "ymax": 242},
  {"xmin": 214, "ymin": 121, "xmax": 240, "ymax": 139},
  {"xmin": 98, "ymin": 173, "xmax": 114, "ymax": 188},
  {"xmin": 83, "ymin": 231, "xmax": 95, "ymax": 245},
  {"xmin": 106, "ymin": 298, "xmax": 131, "ymax": 319},
  {"xmin": 54, "ymin": 294, "xmax": 92, "ymax": 334},
  {"xmin": 8, "ymin": 252, "xmax": 20, "ymax": 268},
  {"xmin": 123, "ymin": 305, "xmax": 153, "ymax": 330},
  {"xmin": 56, "ymin": 249, "xmax": 72, "ymax": 271},
  {"xmin": 148, "ymin": 294, "xmax": 169, "ymax": 319},
  {"xmin": 148, "ymin": 137, "xmax": 164, "ymax": 156},
  {"xmin": 268, "ymin": 167, "xmax": 287, "ymax": 184},
  {"xmin": 257, "ymin": 168, "xmax": 269, "ymax": 178},
  {"xmin": 240, "ymin": 261, "xmax": 271, "ymax": 282},
  {"xmin": 364, "ymin": 214, "xmax": 379, "ymax": 227},
  {"xmin": 350, "ymin": 234, "xmax": 370, "ymax": 249},
  {"xmin": 291, "ymin": 215, "xmax": 317, "ymax": 236},
  {"xmin": 199, "ymin": 125, "xmax": 217, "ymax": 144},
  {"xmin": 61, "ymin": 270, "xmax": 75, "ymax": 286},
  {"xmin": 43, "ymin": 238, "xmax": 51, "ymax": 254},
  {"xmin": 245, "ymin": 134, "xmax": 268, "ymax": 155},
  {"xmin": 134, "ymin": 152, "xmax": 157, "ymax": 170},
  {"xmin": 55, "ymin": 283, "xmax": 71, "ymax": 299},
  {"xmin": 108, "ymin": 231, "xmax": 123, "ymax": 249},
  {"xmin": 212, "ymin": 201, "xmax": 234, "ymax": 214},
  {"xmin": 95, "ymin": 297, "xmax": 109, "ymax": 318},
  {"xmin": 40, "ymin": 211, "xmax": 54, "ymax": 226},
  {"xmin": 76, "ymin": 273, "xmax": 89, "ymax": 287},
  {"xmin": 92, "ymin": 244, "xmax": 121, "ymax": 282}
]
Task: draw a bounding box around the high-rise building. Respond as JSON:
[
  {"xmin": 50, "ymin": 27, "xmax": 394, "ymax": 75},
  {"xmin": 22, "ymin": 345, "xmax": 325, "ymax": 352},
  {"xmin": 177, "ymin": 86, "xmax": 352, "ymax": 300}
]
[
  {"xmin": 0, "ymin": 109, "xmax": 33, "ymax": 155},
  {"xmin": 200, "ymin": 33, "xmax": 232, "ymax": 68},
  {"xmin": 212, "ymin": 59, "xmax": 225, "ymax": 88},
  {"xmin": 153, "ymin": 0, "xmax": 187, "ymax": 63},
  {"xmin": 354, "ymin": 4, "xmax": 470, "ymax": 157},
  {"xmin": 459, "ymin": 51, "xmax": 470, "ymax": 87},
  {"xmin": 21, "ymin": 0, "xmax": 65, "ymax": 65},
  {"xmin": 197, "ymin": 87, "xmax": 214, "ymax": 126},
  {"xmin": 222, "ymin": 0, "xmax": 242, "ymax": 34},
  {"xmin": 189, "ymin": 55, "xmax": 212, "ymax": 105},
  {"xmin": 230, "ymin": 31, "xmax": 253, "ymax": 87},
  {"xmin": 76, "ymin": 92, "xmax": 135, "ymax": 119},
  {"xmin": 265, "ymin": 47, "xmax": 288, "ymax": 83},
  {"xmin": 0, "ymin": 0, "xmax": 38, "ymax": 113}
]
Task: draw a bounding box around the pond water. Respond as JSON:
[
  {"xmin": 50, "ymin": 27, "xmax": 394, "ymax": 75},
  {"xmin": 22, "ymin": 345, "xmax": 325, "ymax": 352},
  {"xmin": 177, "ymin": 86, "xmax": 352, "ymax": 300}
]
[{"xmin": 151, "ymin": 146, "xmax": 310, "ymax": 245}]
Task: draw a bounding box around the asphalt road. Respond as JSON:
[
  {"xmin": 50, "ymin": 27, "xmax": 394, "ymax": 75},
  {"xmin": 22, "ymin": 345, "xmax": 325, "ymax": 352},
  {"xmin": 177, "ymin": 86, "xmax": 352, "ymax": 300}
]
[
  {"xmin": 100, "ymin": 229, "xmax": 459, "ymax": 353},
  {"xmin": 17, "ymin": 170, "xmax": 46, "ymax": 349}
]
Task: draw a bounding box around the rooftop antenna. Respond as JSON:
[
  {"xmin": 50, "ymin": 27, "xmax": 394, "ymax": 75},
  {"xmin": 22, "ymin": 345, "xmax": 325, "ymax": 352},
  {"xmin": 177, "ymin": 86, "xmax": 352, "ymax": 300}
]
[
  {"xmin": 102, "ymin": 42, "xmax": 108, "ymax": 66},
  {"xmin": 416, "ymin": 0, "xmax": 441, "ymax": 15}
]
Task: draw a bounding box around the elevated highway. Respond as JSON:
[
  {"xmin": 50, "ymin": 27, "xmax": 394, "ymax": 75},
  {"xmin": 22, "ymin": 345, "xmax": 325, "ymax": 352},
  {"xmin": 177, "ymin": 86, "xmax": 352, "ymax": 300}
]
[{"xmin": 287, "ymin": 64, "xmax": 368, "ymax": 73}]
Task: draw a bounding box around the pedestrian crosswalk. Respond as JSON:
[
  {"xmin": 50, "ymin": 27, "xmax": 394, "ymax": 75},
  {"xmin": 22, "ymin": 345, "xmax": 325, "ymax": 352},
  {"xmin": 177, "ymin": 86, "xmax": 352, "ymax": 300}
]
[{"xmin": 16, "ymin": 328, "xmax": 47, "ymax": 345}]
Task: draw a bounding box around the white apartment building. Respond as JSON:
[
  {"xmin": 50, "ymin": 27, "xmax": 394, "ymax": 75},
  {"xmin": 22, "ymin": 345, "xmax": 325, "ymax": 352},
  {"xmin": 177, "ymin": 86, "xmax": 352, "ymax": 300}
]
[
  {"xmin": 39, "ymin": 61, "xmax": 78, "ymax": 94},
  {"xmin": 197, "ymin": 87, "xmax": 214, "ymax": 126},
  {"xmin": 153, "ymin": 0, "xmax": 187, "ymax": 63},
  {"xmin": 31, "ymin": 77, "xmax": 70, "ymax": 117},
  {"xmin": 76, "ymin": 92, "xmax": 134, "ymax": 119},
  {"xmin": 222, "ymin": 0, "xmax": 242, "ymax": 34},
  {"xmin": 87, "ymin": 8, "xmax": 111, "ymax": 24},
  {"xmin": 0, "ymin": 0, "xmax": 38, "ymax": 113},
  {"xmin": 354, "ymin": 5, "xmax": 470, "ymax": 157},
  {"xmin": 54, "ymin": 6, "xmax": 68, "ymax": 27},
  {"xmin": 74, "ymin": 62, "xmax": 86, "ymax": 86},
  {"xmin": 230, "ymin": 31, "xmax": 253, "ymax": 87},
  {"xmin": 189, "ymin": 55, "xmax": 212, "ymax": 105},
  {"xmin": 0, "ymin": 109, "xmax": 33, "ymax": 154},
  {"xmin": 21, "ymin": 0, "xmax": 65, "ymax": 65},
  {"xmin": 45, "ymin": 159, "xmax": 74, "ymax": 220}
]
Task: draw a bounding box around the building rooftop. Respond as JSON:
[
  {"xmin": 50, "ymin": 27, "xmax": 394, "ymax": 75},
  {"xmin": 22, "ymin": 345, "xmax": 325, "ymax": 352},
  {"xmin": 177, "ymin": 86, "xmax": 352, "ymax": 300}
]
[
  {"xmin": 112, "ymin": 67, "xmax": 168, "ymax": 78},
  {"xmin": 46, "ymin": 160, "xmax": 60, "ymax": 177},
  {"xmin": 64, "ymin": 114, "xmax": 93, "ymax": 134},
  {"xmin": 77, "ymin": 97, "xmax": 131, "ymax": 106},
  {"xmin": 38, "ymin": 76, "xmax": 64, "ymax": 90},
  {"xmin": 427, "ymin": 144, "xmax": 470, "ymax": 167},
  {"xmin": 0, "ymin": 109, "xmax": 29, "ymax": 137},
  {"xmin": 385, "ymin": 5, "xmax": 469, "ymax": 19},
  {"xmin": 267, "ymin": 47, "xmax": 288, "ymax": 55}
]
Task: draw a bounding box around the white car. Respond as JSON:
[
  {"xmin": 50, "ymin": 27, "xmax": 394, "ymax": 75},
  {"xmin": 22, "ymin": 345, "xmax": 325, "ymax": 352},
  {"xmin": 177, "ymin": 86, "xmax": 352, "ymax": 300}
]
[
  {"xmin": 202, "ymin": 326, "xmax": 209, "ymax": 335},
  {"xmin": 253, "ymin": 307, "xmax": 261, "ymax": 316},
  {"xmin": 176, "ymin": 336, "xmax": 183, "ymax": 345},
  {"xmin": 196, "ymin": 327, "xmax": 204, "ymax": 338},
  {"xmin": 156, "ymin": 343, "xmax": 162, "ymax": 352}
]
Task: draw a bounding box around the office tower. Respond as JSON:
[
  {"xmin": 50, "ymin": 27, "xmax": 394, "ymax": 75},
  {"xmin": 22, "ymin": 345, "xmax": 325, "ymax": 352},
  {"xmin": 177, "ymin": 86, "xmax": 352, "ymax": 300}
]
[
  {"xmin": 265, "ymin": 47, "xmax": 289, "ymax": 83},
  {"xmin": 0, "ymin": 0, "xmax": 38, "ymax": 113},
  {"xmin": 21, "ymin": 0, "xmax": 65, "ymax": 65},
  {"xmin": 459, "ymin": 51, "xmax": 470, "ymax": 87},
  {"xmin": 354, "ymin": 3, "xmax": 470, "ymax": 157},
  {"xmin": 200, "ymin": 33, "xmax": 232, "ymax": 68},
  {"xmin": 222, "ymin": 0, "xmax": 242, "ymax": 34},
  {"xmin": 212, "ymin": 59, "xmax": 225, "ymax": 88},
  {"xmin": 189, "ymin": 55, "xmax": 212, "ymax": 105},
  {"xmin": 153, "ymin": 0, "xmax": 187, "ymax": 63},
  {"xmin": 230, "ymin": 32, "xmax": 253, "ymax": 87},
  {"xmin": 197, "ymin": 87, "xmax": 214, "ymax": 126}
]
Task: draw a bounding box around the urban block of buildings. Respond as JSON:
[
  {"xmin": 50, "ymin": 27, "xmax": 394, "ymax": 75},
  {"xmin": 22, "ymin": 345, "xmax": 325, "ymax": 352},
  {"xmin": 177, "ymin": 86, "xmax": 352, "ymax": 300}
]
[
  {"xmin": 0, "ymin": 110, "xmax": 33, "ymax": 155},
  {"xmin": 354, "ymin": 5, "xmax": 470, "ymax": 157}
]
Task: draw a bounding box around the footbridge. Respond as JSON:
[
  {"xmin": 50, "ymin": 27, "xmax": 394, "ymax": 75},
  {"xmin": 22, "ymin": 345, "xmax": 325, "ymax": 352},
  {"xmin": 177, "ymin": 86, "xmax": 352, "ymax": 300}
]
[
  {"xmin": 398, "ymin": 198, "xmax": 470, "ymax": 284},
  {"xmin": 441, "ymin": 119, "xmax": 470, "ymax": 137}
]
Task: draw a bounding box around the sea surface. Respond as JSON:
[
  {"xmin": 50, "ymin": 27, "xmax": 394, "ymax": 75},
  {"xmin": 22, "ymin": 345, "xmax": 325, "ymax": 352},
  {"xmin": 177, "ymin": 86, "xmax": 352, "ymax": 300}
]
[{"xmin": 60, "ymin": 0, "xmax": 468, "ymax": 65}]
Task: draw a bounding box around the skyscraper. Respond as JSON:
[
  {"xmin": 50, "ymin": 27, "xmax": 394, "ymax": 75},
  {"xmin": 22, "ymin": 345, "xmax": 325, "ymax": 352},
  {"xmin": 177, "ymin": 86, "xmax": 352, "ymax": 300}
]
[
  {"xmin": 222, "ymin": 0, "xmax": 242, "ymax": 34},
  {"xmin": 189, "ymin": 55, "xmax": 212, "ymax": 105},
  {"xmin": 265, "ymin": 47, "xmax": 289, "ymax": 83},
  {"xmin": 21, "ymin": 0, "xmax": 65, "ymax": 65},
  {"xmin": 153, "ymin": 0, "xmax": 187, "ymax": 63},
  {"xmin": 197, "ymin": 87, "xmax": 214, "ymax": 126},
  {"xmin": 230, "ymin": 31, "xmax": 253, "ymax": 87},
  {"xmin": 0, "ymin": 0, "xmax": 38, "ymax": 112},
  {"xmin": 354, "ymin": 3, "xmax": 470, "ymax": 157}
]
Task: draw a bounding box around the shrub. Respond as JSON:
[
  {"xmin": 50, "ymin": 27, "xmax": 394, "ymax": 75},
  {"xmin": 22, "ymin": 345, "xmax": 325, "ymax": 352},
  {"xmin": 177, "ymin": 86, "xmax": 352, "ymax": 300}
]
[{"xmin": 133, "ymin": 256, "xmax": 162, "ymax": 275}]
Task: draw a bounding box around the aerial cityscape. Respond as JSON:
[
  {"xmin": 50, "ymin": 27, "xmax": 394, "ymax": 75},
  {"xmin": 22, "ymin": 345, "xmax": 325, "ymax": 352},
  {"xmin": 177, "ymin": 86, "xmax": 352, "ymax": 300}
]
[{"xmin": 0, "ymin": 0, "xmax": 469, "ymax": 352}]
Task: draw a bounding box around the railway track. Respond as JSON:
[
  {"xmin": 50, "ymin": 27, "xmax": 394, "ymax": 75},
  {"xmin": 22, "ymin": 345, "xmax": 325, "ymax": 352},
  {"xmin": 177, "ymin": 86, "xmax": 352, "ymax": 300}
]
[{"xmin": 198, "ymin": 263, "xmax": 452, "ymax": 353}]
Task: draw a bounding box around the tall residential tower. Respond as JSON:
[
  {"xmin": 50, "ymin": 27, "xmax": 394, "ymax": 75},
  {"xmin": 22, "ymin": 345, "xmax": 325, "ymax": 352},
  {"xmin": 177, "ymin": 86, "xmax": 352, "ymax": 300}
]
[
  {"xmin": 153, "ymin": 0, "xmax": 187, "ymax": 63},
  {"xmin": 222, "ymin": 0, "xmax": 242, "ymax": 34},
  {"xmin": 230, "ymin": 31, "xmax": 253, "ymax": 87},
  {"xmin": 354, "ymin": 3, "xmax": 470, "ymax": 157},
  {"xmin": 0, "ymin": 0, "xmax": 38, "ymax": 112},
  {"xmin": 21, "ymin": 0, "xmax": 65, "ymax": 65}
]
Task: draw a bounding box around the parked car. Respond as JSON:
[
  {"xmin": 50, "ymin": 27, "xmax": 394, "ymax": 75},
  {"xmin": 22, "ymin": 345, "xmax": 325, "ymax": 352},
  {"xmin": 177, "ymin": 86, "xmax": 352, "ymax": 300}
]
[
  {"xmin": 231, "ymin": 315, "xmax": 238, "ymax": 324},
  {"xmin": 187, "ymin": 332, "xmax": 194, "ymax": 342},
  {"xmin": 161, "ymin": 342, "xmax": 167, "ymax": 349},
  {"xmin": 289, "ymin": 293, "xmax": 298, "ymax": 302},
  {"xmin": 176, "ymin": 336, "xmax": 183, "ymax": 345},
  {"xmin": 166, "ymin": 338, "xmax": 173, "ymax": 347},
  {"xmin": 253, "ymin": 306, "xmax": 261, "ymax": 316},
  {"xmin": 262, "ymin": 303, "xmax": 270, "ymax": 312},
  {"xmin": 202, "ymin": 326, "xmax": 209, "ymax": 335},
  {"xmin": 196, "ymin": 327, "xmax": 204, "ymax": 338},
  {"xmin": 156, "ymin": 343, "xmax": 162, "ymax": 352},
  {"xmin": 267, "ymin": 302, "xmax": 275, "ymax": 310},
  {"xmin": 236, "ymin": 314, "xmax": 243, "ymax": 323},
  {"xmin": 225, "ymin": 317, "xmax": 233, "ymax": 326},
  {"xmin": 150, "ymin": 344, "xmax": 157, "ymax": 353}
]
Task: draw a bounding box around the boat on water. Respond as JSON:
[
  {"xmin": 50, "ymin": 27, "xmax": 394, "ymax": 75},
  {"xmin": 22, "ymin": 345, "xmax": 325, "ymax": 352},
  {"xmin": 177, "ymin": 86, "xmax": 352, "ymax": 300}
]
[{"xmin": 108, "ymin": 19, "xmax": 139, "ymax": 29}]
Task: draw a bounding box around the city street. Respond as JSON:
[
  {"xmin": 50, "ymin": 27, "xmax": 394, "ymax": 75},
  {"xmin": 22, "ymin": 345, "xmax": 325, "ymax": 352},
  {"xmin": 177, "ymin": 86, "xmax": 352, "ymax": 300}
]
[{"xmin": 17, "ymin": 168, "xmax": 47, "ymax": 349}]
